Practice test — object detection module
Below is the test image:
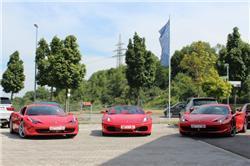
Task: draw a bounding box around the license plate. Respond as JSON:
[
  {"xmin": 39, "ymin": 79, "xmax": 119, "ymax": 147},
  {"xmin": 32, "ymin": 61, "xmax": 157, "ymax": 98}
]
[
  {"xmin": 191, "ymin": 124, "xmax": 206, "ymax": 128},
  {"xmin": 121, "ymin": 125, "xmax": 135, "ymax": 129},
  {"xmin": 49, "ymin": 126, "xmax": 65, "ymax": 131}
]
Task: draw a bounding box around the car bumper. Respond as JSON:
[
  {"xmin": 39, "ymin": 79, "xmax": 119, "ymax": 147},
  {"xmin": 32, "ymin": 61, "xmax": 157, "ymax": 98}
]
[
  {"xmin": 102, "ymin": 122, "xmax": 152, "ymax": 135},
  {"xmin": 179, "ymin": 122, "xmax": 231, "ymax": 134},
  {"xmin": 0, "ymin": 111, "xmax": 12, "ymax": 124},
  {"xmin": 24, "ymin": 122, "xmax": 79, "ymax": 136}
]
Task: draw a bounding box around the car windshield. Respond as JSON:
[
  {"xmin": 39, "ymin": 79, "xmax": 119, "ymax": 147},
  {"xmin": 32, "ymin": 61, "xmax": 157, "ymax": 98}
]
[
  {"xmin": 191, "ymin": 106, "xmax": 229, "ymax": 115},
  {"xmin": 193, "ymin": 99, "xmax": 217, "ymax": 106},
  {"xmin": 26, "ymin": 106, "xmax": 65, "ymax": 116},
  {"xmin": 108, "ymin": 106, "xmax": 144, "ymax": 114},
  {"xmin": 0, "ymin": 97, "xmax": 11, "ymax": 104}
]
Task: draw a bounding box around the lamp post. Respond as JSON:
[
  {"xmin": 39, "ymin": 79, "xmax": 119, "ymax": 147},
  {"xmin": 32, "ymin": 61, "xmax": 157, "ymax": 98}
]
[
  {"xmin": 225, "ymin": 63, "xmax": 229, "ymax": 104},
  {"xmin": 34, "ymin": 24, "xmax": 38, "ymax": 101}
]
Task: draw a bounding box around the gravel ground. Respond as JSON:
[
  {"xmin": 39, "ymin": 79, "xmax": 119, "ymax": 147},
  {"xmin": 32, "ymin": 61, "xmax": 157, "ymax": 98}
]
[{"xmin": 0, "ymin": 124, "xmax": 249, "ymax": 166}]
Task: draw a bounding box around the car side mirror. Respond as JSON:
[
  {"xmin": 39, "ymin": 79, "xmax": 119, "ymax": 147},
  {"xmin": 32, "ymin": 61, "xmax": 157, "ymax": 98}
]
[
  {"xmin": 100, "ymin": 111, "xmax": 106, "ymax": 114},
  {"xmin": 189, "ymin": 107, "xmax": 194, "ymax": 112},
  {"xmin": 184, "ymin": 111, "xmax": 190, "ymax": 115},
  {"xmin": 236, "ymin": 108, "xmax": 241, "ymax": 112},
  {"xmin": 146, "ymin": 111, "xmax": 152, "ymax": 114}
]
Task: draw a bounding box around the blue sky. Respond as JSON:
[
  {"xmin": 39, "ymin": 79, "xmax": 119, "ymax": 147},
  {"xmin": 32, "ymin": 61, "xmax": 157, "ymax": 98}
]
[{"xmin": 1, "ymin": 1, "xmax": 249, "ymax": 97}]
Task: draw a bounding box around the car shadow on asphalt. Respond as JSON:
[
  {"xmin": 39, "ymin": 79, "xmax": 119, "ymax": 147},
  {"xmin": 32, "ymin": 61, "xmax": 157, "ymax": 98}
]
[
  {"xmin": 100, "ymin": 132, "xmax": 250, "ymax": 166},
  {"xmin": 0, "ymin": 132, "xmax": 73, "ymax": 140},
  {"xmin": 90, "ymin": 130, "xmax": 150, "ymax": 137}
]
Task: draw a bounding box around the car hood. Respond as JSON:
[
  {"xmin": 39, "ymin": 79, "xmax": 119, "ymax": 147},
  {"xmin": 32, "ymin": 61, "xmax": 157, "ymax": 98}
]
[
  {"xmin": 186, "ymin": 114, "xmax": 226, "ymax": 122},
  {"xmin": 105, "ymin": 114, "xmax": 148, "ymax": 124},
  {"xmin": 27, "ymin": 115, "xmax": 74, "ymax": 125}
]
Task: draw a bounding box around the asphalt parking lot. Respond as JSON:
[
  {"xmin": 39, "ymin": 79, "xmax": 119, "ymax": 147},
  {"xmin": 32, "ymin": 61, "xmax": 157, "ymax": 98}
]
[{"xmin": 0, "ymin": 124, "xmax": 249, "ymax": 166}]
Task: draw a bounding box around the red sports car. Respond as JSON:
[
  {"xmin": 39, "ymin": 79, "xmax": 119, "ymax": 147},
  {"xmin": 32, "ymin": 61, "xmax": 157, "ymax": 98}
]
[
  {"xmin": 101, "ymin": 105, "xmax": 152, "ymax": 136},
  {"xmin": 9, "ymin": 104, "xmax": 79, "ymax": 138},
  {"xmin": 179, "ymin": 104, "xmax": 246, "ymax": 137}
]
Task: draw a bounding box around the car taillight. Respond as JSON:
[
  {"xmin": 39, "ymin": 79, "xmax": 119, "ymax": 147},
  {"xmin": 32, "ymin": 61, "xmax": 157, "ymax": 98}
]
[{"xmin": 6, "ymin": 107, "xmax": 15, "ymax": 111}]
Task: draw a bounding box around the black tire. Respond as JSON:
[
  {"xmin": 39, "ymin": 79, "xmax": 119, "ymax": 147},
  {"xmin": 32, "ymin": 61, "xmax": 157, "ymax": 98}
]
[
  {"xmin": 66, "ymin": 134, "xmax": 77, "ymax": 138},
  {"xmin": 18, "ymin": 121, "xmax": 26, "ymax": 138},
  {"xmin": 9, "ymin": 119, "xmax": 14, "ymax": 134},
  {"xmin": 102, "ymin": 132, "xmax": 108, "ymax": 136},
  {"xmin": 228, "ymin": 122, "xmax": 236, "ymax": 137},
  {"xmin": 179, "ymin": 131, "xmax": 188, "ymax": 137},
  {"xmin": 241, "ymin": 119, "xmax": 247, "ymax": 133}
]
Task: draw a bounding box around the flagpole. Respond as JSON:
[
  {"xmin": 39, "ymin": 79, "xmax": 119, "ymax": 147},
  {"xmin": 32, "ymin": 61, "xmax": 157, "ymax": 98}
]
[{"xmin": 168, "ymin": 16, "xmax": 171, "ymax": 121}]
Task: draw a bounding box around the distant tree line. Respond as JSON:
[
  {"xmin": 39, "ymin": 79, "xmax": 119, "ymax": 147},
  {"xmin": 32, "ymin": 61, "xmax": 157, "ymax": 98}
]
[{"xmin": 1, "ymin": 27, "xmax": 249, "ymax": 110}]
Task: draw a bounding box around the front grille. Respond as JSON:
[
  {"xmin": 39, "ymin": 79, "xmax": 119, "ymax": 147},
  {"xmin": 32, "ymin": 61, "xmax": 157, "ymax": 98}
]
[
  {"xmin": 106, "ymin": 126, "xmax": 121, "ymax": 132},
  {"xmin": 36, "ymin": 128, "xmax": 75, "ymax": 133},
  {"xmin": 136, "ymin": 126, "xmax": 148, "ymax": 131},
  {"xmin": 181, "ymin": 126, "xmax": 219, "ymax": 132}
]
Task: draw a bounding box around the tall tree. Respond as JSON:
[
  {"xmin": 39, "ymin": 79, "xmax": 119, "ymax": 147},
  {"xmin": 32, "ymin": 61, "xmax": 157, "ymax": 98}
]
[
  {"xmin": 125, "ymin": 32, "xmax": 157, "ymax": 104},
  {"xmin": 1, "ymin": 51, "xmax": 25, "ymax": 99},
  {"xmin": 52, "ymin": 35, "xmax": 86, "ymax": 106},
  {"xmin": 36, "ymin": 38, "xmax": 51, "ymax": 86},
  {"xmin": 218, "ymin": 27, "xmax": 248, "ymax": 82}
]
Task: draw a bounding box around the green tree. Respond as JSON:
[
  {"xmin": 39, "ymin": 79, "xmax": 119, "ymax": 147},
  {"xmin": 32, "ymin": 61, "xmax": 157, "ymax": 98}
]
[
  {"xmin": 36, "ymin": 38, "xmax": 50, "ymax": 86},
  {"xmin": 125, "ymin": 33, "xmax": 157, "ymax": 104},
  {"xmin": 218, "ymin": 27, "xmax": 248, "ymax": 81},
  {"xmin": 171, "ymin": 73, "xmax": 198, "ymax": 102},
  {"xmin": 202, "ymin": 69, "xmax": 232, "ymax": 100},
  {"xmin": 1, "ymin": 51, "xmax": 25, "ymax": 99},
  {"xmin": 52, "ymin": 35, "xmax": 86, "ymax": 105},
  {"xmin": 155, "ymin": 60, "xmax": 169, "ymax": 89}
]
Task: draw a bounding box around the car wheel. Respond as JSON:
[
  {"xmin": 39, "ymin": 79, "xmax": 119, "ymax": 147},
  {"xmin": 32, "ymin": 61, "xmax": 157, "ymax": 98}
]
[
  {"xmin": 66, "ymin": 134, "xmax": 76, "ymax": 138},
  {"xmin": 241, "ymin": 119, "xmax": 247, "ymax": 133},
  {"xmin": 179, "ymin": 131, "xmax": 188, "ymax": 137},
  {"xmin": 228, "ymin": 123, "xmax": 236, "ymax": 137},
  {"xmin": 18, "ymin": 121, "xmax": 26, "ymax": 138},
  {"xmin": 102, "ymin": 132, "xmax": 108, "ymax": 136},
  {"xmin": 9, "ymin": 119, "xmax": 14, "ymax": 134}
]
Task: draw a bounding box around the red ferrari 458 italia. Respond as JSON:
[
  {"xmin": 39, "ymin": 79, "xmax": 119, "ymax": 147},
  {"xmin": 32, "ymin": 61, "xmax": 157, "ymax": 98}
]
[
  {"xmin": 101, "ymin": 105, "xmax": 152, "ymax": 136},
  {"xmin": 9, "ymin": 103, "xmax": 79, "ymax": 138},
  {"xmin": 179, "ymin": 104, "xmax": 246, "ymax": 137}
]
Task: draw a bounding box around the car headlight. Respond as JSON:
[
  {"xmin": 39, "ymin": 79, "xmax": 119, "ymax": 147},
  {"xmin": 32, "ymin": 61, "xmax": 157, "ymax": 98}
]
[
  {"xmin": 28, "ymin": 117, "xmax": 41, "ymax": 124},
  {"xmin": 181, "ymin": 116, "xmax": 187, "ymax": 122},
  {"xmin": 69, "ymin": 116, "xmax": 77, "ymax": 123},
  {"xmin": 214, "ymin": 117, "xmax": 227, "ymax": 124},
  {"xmin": 143, "ymin": 117, "xmax": 148, "ymax": 122},
  {"xmin": 107, "ymin": 117, "xmax": 111, "ymax": 122}
]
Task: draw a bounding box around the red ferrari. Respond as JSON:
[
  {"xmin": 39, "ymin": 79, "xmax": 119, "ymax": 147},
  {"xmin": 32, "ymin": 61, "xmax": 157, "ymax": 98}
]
[
  {"xmin": 179, "ymin": 104, "xmax": 246, "ymax": 137},
  {"xmin": 9, "ymin": 103, "xmax": 79, "ymax": 138},
  {"xmin": 101, "ymin": 105, "xmax": 152, "ymax": 136}
]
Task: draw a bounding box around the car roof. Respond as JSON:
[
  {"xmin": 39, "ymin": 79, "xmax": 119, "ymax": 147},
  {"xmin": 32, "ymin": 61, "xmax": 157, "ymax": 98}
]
[
  {"xmin": 27, "ymin": 103, "xmax": 60, "ymax": 107},
  {"xmin": 200, "ymin": 103, "xmax": 229, "ymax": 107},
  {"xmin": 191, "ymin": 97, "xmax": 216, "ymax": 100}
]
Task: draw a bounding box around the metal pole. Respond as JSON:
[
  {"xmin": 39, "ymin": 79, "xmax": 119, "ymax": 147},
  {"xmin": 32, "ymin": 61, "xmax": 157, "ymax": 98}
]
[
  {"xmin": 34, "ymin": 24, "xmax": 38, "ymax": 102},
  {"xmin": 168, "ymin": 16, "xmax": 171, "ymax": 120},
  {"xmin": 226, "ymin": 63, "xmax": 229, "ymax": 105}
]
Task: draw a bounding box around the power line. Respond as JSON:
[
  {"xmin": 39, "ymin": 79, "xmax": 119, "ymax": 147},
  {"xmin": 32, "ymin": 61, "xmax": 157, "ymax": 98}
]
[{"xmin": 113, "ymin": 34, "xmax": 126, "ymax": 67}]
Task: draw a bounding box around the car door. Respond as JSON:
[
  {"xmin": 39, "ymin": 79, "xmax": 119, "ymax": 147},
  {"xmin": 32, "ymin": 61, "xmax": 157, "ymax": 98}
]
[
  {"xmin": 12, "ymin": 107, "xmax": 26, "ymax": 130},
  {"xmin": 235, "ymin": 107, "xmax": 245, "ymax": 131}
]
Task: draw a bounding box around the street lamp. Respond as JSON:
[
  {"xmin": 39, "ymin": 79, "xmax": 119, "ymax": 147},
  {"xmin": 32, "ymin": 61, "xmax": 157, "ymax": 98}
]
[
  {"xmin": 34, "ymin": 24, "xmax": 38, "ymax": 101},
  {"xmin": 225, "ymin": 63, "xmax": 229, "ymax": 104}
]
